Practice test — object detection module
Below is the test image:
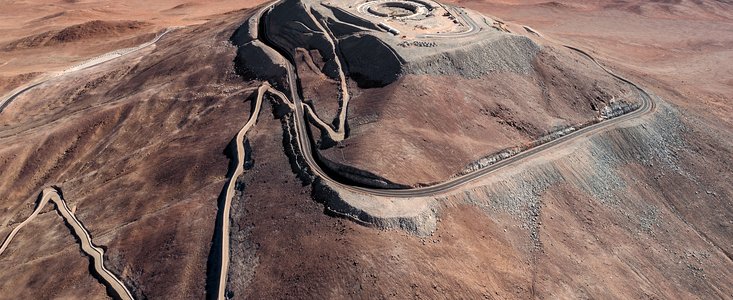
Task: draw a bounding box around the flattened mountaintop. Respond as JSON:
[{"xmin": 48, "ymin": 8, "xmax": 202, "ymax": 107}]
[{"xmin": 239, "ymin": 0, "xmax": 641, "ymax": 185}]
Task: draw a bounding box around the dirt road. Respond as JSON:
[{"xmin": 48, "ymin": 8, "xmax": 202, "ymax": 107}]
[
  {"xmin": 255, "ymin": 0, "xmax": 656, "ymax": 198},
  {"xmin": 214, "ymin": 82, "xmax": 293, "ymax": 299},
  {"xmin": 0, "ymin": 188, "xmax": 134, "ymax": 300}
]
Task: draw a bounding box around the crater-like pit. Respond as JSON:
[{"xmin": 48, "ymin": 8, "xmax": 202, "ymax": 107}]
[
  {"xmin": 359, "ymin": 0, "xmax": 430, "ymax": 19},
  {"xmin": 368, "ymin": 2, "xmax": 418, "ymax": 17}
]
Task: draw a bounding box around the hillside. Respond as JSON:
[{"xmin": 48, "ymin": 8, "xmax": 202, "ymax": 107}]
[
  {"xmin": 0, "ymin": 0, "xmax": 731, "ymax": 299},
  {"xmin": 0, "ymin": 10, "xmax": 256, "ymax": 299}
]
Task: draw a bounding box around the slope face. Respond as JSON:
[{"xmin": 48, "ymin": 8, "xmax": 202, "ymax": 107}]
[
  {"xmin": 223, "ymin": 1, "xmax": 733, "ymax": 298},
  {"xmin": 1, "ymin": 0, "xmax": 732, "ymax": 299},
  {"xmin": 247, "ymin": 0, "xmax": 641, "ymax": 185},
  {"xmin": 3, "ymin": 20, "xmax": 152, "ymax": 51},
  {"xmin": 0, "ymin": 10, "xmax": 261, "ymax": 299},
  {"xmin": 0, "ymin": 0, "xmax": 264, "ymax": 94}
]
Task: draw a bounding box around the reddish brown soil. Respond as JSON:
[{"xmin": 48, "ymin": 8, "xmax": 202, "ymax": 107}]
[
  {"xmin": 227, "ymin": 83, "xmax": 733, "ymax": 299},
  {"xmin": 0, "ymin": 207, "xmax": 108, "ymax": 299},
  {"xmin": 3, "ymin": 20, "xmax": 152, "ymax": 51},
  {"xmin": 0, "ymin": 0, "xmax": 264, "ymax": 79},
  {"xmin": 447, "ymin": 0, "xmax": 733, "ymax": 127},
  {"xmin": 230, "ymin": 115, "xmax": 536, "ymax": 297},
  {"xmin": 322, "ymin": 44, "xmax": 634, "ymax": 185},
  {"xmin": 294, "ymin": 48, "xmax": 341, "ymax": 121},
  {"xmin": 0, "ymin": 72, "xmax": 42, "ymax": 95},
  {"xmin": 0, "ymin": 10, "xmax": 259, "ymax": 299},
  {"xmin": 0, "ymin": 1, "xmax": 732, "ymax": 299}
]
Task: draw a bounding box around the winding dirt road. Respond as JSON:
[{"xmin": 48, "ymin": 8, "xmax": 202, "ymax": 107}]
[
  {"xmin": 303, "ymin": 4, "xmax": 351, "ymax": 142},
  {"xmin": 0, "ymin": 28, "xmax": 173, "ymax": 115},
  {"xmin": 215, "ymin": 82, "xmax": 293, "ymax": 300},
  {"xmin": 0, "ymin": 28, "xmax": 174, "ymax": 300},
  {"xmin": 288, "ymin": 64, "xmax": 654, "ymax": 198},
  {"xmin": 255, "ymin": 0, "xmax": 656, "ymax": 198},
  {"xmin": 0, "ymin": 3, "xmax": 658, "ymax": 298},
  {"xmin": 0, "ymin": 188, "xmax": 134, "ymax": 300},
  {"xmin": 417, "ymin": 4, "xmax": 480, "ymax": 38},
  {"xmin": 216, "ymin": 84, "xmax": 266, "ymax": 299}
]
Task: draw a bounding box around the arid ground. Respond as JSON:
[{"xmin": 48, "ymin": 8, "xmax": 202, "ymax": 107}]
[{"xmin": 0, "ymin": 0, "xmax": 731, "ymax": 299}]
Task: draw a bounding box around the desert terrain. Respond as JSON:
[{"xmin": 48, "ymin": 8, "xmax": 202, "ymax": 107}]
[
  {"xmin": 0, "ymin": 0, "xmax": 263, "ymax": 94},
  {"xmin": 0, "ymin": 0, "xmax": 731, "ymax": 299}
]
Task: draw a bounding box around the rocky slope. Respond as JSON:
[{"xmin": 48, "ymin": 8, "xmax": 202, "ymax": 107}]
[
  {"xmin": 224, "ymin": 91, "xmax": 733, "ymax": 299},
  {"xmin": 246, "ymin": 1, "xmax": 639, "ymax": 185},
  {"xmin": 222, "ymin": 1, "xmax": 733, "ymax": 298},
  {"xmin": 249, "ymin": 0, "xmax": 642, "ymax": 186},
  {"xmin": 0, "ymin": 0, "xmax": 731, "ymax": 299},
  {"xmin": 0, "ymin": 10, "xmax": 260, "ymax": 299},
  {"xmin": 3, "ymin": 20, "xmax": 152, "ymax": 51},
  {"xmin": 319, "ymin": 40, "xmax": 639, "ymax": 186}
]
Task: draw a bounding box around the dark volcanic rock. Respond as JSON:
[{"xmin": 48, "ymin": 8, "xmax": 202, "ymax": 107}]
[
  {"xmin": 232, "ymin": 42, "xmax": 286, "ymax": 82},
  {"xmin": 339, "ymin": 34, "xmax": 403, "ymax": 88}
]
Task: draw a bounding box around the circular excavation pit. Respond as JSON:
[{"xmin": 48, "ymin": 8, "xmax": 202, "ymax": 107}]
[
  {"xmin": 359, "ymin": 0, "xmax": 432, "ymax": 20},
  {"xmin": 369, "ymin": 2, "xmax": 419, "ymax": 18}
]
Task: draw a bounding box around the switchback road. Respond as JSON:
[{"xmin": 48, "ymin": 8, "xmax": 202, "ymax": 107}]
[
  {"xmin": 0, "ymin": 28, "xmax": 174, "ymax": 300},
  {"xmin": 214, "ymin": 82, "xmax": 293, "ymax": 300},
  {"xmin": 255, "ymin": 0, "xmax": 656, "ymax": 198},
  {"xmin": 0, "ymin": 188, "xmax": 134, "ymax": 300}
]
